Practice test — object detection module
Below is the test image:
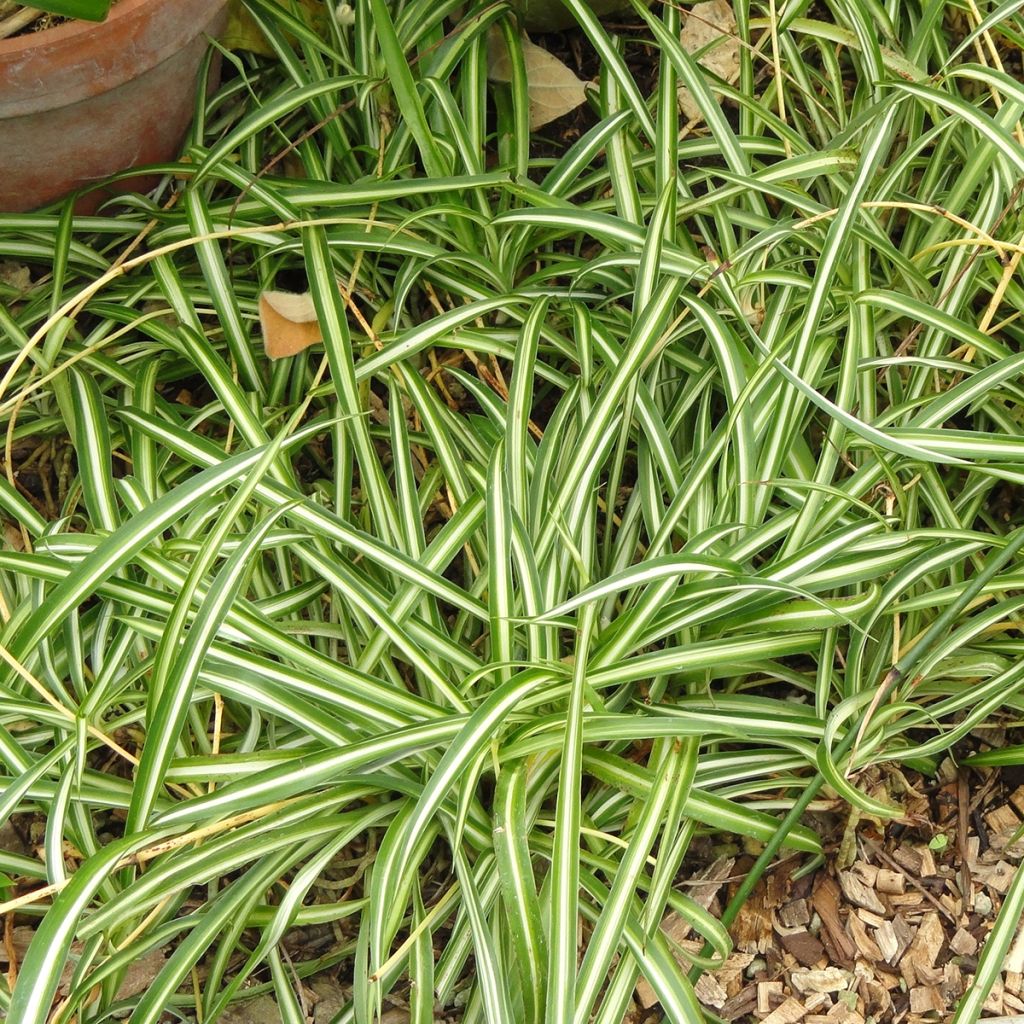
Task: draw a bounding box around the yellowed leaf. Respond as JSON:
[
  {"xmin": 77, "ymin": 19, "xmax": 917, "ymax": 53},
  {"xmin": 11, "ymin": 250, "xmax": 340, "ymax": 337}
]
[
  {"xmin": 488, "ymin": 30, "xmax": 591, "ymax": 131},
  {"xmin": 678, "ymin": 0, "xmax": 740, "ymax": 122},
  {"xmin": 259, "ymin": 290, "xmax": 322, "ymax": 359},
  {"xmin": 222, "ymin": 0, "xmax": 325, "ymax": 55}
]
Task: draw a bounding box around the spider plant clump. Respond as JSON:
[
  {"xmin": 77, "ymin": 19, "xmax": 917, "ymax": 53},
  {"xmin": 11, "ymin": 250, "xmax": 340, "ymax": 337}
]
[{"xmin": 1, "ymin": 0, "xmax": 1024, "ymax": 1022}]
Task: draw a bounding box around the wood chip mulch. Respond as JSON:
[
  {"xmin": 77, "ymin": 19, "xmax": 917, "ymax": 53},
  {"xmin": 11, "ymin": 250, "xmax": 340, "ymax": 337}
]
[{"xmin": 634, "ymin": 757, "xmax": 1024, "ymax": 1024}]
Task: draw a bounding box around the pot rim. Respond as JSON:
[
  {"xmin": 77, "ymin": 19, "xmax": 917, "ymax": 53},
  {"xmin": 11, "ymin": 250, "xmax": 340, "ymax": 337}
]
[
  {"xmin": 0, "ymin": 0, "xmax": 227, "ymax": 118},
  {"xmin": 0, "ymin": 0, "xmax": 159, "ymax": 55}
]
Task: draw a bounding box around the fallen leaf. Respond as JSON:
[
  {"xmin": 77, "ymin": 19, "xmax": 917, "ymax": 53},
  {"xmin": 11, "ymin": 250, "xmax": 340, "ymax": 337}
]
[
  {"xmin": 223, "ymin": 0, "xmax": 325, "ymax": 55},
  {"xmin": 0, "ymin": 261, "xmax": 30, "ymax": 293},
  {"xmin": 3, "ymin": 523, "xmax": 25, "ymax": 552},
  {"xmin": 259, "ymin": 290, "xmax": 322, "ymax": 359},
  {"xmin": 114, "ymin": 948, "xmax": 166, "ymax": 1000},
  {"xmin": 222, "ymin": 994, "xmax": 283, "ymax": 1024},
  {"xmin": 488, "ymin": 29, "xmax": 591, "ymax": 130},
  {"xmin": 678, "ymin": 0, "xmax": 740, "ymax": 122}
]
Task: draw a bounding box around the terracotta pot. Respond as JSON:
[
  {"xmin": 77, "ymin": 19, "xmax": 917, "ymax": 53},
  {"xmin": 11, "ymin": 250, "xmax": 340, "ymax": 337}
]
[{"xmin": 0, "ymin": 0, "xmax": 228, "ymax": 213}]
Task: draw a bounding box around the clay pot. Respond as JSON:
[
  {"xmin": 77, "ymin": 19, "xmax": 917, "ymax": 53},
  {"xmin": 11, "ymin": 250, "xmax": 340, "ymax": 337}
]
[{"xmin": 0, "ymin": 0, "xmax": 228, "ymax": 213}]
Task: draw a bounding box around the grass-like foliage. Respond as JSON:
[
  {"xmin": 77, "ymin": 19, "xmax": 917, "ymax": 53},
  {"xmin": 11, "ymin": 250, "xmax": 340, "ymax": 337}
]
[{"xmin": 3, "ymin": 0, "xmax": 1024, "ymax": 1020}]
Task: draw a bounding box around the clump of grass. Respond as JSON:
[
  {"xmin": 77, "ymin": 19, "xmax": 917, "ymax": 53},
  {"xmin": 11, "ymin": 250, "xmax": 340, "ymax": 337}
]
[{"xmin": 3, "ymin": 0, "xmax": 1024, "ymax": 1021}]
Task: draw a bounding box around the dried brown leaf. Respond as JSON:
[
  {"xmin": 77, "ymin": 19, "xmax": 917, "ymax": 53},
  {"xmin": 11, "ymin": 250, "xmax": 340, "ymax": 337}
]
[
  {"xmin": 488, "ymin": 30, "xmax": 590, "ymax": 130},
  {"xmin": 0, "ymin": 261, "xmax": 30, "ymax": 292},
  {"xmin": 259, "ymin": 290, "xmax": 322, "ymax": 360},
  {"xmin": 678, "ymin": 0, "xmax": 740, "ymax": 121}
]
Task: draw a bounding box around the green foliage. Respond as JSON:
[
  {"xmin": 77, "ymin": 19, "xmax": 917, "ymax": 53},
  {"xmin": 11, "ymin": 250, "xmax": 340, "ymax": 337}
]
[
  {"xmin": 3, "ymin": 0, "xmax": 1024, "ymax": 1022},
  {"xmin": 26, "ymin": 0, "xmax": 112, "ymax": 21},
  {"xmin": 512, "ymin": 0, "xmax": 648, "ymax": 32}
]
